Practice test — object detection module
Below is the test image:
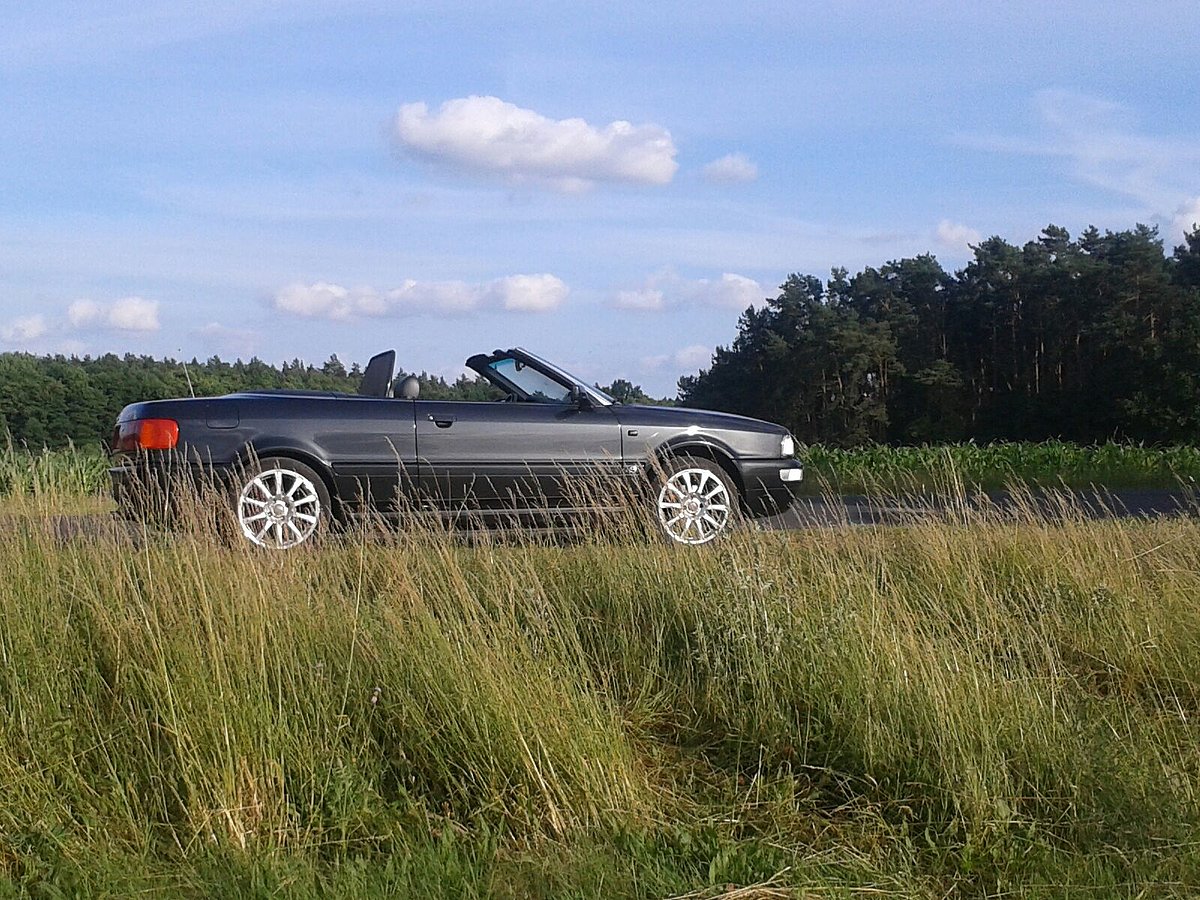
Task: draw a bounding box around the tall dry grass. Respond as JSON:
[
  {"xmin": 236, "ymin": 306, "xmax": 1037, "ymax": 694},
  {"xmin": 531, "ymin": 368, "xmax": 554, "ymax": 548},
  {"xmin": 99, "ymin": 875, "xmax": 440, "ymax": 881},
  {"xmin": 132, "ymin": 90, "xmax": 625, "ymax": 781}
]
[{"xmin": 0, "ymin": 477, "xmax": 1198, "ymax": 895}]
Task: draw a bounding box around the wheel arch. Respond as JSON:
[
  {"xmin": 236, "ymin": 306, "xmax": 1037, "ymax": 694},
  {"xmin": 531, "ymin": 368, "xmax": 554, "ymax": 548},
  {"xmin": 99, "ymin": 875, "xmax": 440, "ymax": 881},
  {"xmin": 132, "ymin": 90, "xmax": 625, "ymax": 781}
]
[
  {"xmin": 650, "ymin": 439, "xmax": 744, "ymax": 499},
  {"xmin": 233, "ymin": 443, "xmax": 340, "ymax": 513}
]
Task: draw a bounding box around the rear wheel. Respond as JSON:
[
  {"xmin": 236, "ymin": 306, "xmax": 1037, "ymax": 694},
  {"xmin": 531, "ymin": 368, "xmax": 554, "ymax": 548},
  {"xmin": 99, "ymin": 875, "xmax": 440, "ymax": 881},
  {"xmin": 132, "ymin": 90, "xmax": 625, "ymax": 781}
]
[
  {"xmin": 653, "ymin": 457, "xmax": 739, "ymax": 545},
  {"xmin": 234, "ymin": 457, "xmax": 330, "ymax": 549}
]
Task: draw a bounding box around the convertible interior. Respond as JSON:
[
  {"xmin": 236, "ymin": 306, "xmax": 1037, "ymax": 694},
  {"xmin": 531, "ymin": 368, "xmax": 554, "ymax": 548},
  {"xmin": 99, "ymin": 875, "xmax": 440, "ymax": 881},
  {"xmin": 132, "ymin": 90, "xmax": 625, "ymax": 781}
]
[{"xmin": 356, "ymin": 348, "xmax": 611, "ymax": 406}]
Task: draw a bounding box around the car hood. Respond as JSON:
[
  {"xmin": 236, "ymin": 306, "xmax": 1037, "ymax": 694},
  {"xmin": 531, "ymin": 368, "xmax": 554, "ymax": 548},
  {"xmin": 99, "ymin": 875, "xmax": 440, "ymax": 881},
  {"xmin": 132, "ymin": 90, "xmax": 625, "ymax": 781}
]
[{"xmin": 615, "ymin": 403, "xmax": 785, "ymax": 435}]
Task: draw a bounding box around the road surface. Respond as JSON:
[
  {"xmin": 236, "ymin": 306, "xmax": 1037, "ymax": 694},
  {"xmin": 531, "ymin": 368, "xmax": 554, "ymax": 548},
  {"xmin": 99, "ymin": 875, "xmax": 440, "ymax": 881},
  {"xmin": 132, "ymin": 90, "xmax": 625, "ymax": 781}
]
[
  {"xmin": 764, "ymin": 488, "xmax": 1197, "ymax": 529},
  {"xmin": 3, "ymin": 488, "xmax": 1195, "ymax": 546}
]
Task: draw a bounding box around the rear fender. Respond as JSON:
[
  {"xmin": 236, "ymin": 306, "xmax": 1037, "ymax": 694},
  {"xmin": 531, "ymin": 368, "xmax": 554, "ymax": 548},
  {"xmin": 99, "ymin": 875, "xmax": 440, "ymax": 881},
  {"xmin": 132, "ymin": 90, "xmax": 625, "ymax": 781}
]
[{"xmin": 232, "ymin": 442, "xmax": 341, "ymax": 514}]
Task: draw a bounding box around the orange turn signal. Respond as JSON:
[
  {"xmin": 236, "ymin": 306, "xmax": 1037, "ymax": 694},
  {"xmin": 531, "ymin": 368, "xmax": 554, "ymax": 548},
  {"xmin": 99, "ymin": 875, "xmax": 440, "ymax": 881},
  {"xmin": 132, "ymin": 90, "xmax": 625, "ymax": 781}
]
[{"xmin": 115, "ymin": 418, "xmax": 179, "ymax": 451}]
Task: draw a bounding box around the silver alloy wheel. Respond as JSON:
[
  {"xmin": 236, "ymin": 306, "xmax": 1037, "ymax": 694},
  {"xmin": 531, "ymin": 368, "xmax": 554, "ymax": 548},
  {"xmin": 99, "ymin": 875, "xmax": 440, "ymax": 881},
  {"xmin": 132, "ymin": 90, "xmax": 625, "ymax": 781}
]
[
  {"xmin": 237, "ymin": 466, "xmax": 322, "ymax": 549},
  {"xmin": 656, "ymin": 466, "xmax": 733, "ymax": 545}
]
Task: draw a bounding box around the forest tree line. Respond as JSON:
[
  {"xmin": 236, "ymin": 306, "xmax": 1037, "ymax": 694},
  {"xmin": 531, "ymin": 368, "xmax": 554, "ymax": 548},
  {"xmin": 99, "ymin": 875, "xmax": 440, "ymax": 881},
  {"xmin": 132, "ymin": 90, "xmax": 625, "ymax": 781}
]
[
  {"xmin": 681, "ymin": 224, "xmax": 1200, "ymax": 445},
  {"xmin": 2, "ymin": 222, "xmax": 1199, "ymax": 449}
]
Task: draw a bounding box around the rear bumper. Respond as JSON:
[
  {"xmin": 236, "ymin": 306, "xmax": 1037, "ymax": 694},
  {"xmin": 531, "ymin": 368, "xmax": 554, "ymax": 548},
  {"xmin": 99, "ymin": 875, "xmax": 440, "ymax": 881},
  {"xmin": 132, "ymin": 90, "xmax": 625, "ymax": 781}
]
[
  {"xmin": 736, "ymin": 458, "xmax": 804, "ymax": 516},
  {"xmin": 109, "ymin": 454, "xmax": 230, "ymax": 520}
]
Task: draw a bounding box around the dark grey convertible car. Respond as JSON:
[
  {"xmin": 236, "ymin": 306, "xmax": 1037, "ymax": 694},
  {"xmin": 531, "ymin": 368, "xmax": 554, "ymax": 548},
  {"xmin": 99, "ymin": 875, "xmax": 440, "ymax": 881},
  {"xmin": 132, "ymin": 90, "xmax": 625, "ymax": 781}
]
[{"xmin": 110, "ymin": 347, "xmax": 803, "ymax": 548}]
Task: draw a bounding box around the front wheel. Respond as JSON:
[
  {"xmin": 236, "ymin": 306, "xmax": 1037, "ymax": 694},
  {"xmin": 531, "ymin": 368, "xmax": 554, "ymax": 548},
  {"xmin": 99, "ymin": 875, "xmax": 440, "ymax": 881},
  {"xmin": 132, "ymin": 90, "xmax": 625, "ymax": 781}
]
[
  {"xmin": 234, "ymin": 457, "xmax": 330, "ymax": 549},
  {"xmin": 653, "ymin": 457, "xmax": 739, "ymax": 545}
]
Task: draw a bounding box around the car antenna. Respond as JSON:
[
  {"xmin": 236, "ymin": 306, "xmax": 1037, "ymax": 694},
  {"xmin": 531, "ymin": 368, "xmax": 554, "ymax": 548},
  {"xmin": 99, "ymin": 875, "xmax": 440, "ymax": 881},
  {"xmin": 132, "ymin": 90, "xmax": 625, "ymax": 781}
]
[{"xmin": 178, "ymin": 349, "xmax": 195, "ymax": 398}]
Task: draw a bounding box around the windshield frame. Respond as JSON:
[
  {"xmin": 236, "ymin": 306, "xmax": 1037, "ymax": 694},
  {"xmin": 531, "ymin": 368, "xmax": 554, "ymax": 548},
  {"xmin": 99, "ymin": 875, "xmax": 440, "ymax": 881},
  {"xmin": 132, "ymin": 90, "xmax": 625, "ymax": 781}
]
[{"xmin": 466, "ymin": 348, "xmax": 615, "ymax": 406}]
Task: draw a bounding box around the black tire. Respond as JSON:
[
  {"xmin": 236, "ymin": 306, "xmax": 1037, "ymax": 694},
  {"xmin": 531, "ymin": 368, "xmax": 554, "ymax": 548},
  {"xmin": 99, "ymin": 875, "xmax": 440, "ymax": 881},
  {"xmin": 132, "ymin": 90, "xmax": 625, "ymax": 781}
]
[
  {"xmin": 652, "ymin": 456, "xmax": 740, "ymax": 545},
  {"xmin": 232, "ymin": 456, "xmax": 331, "ymax": 549}
]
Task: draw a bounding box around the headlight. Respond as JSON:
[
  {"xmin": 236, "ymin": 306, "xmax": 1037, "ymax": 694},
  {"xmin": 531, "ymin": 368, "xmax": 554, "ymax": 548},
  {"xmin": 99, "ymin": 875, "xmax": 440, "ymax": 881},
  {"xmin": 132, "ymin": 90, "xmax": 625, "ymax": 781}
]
[{"xmin": 780, "ymin": 433, "xmax": 795, "ymax": 457}]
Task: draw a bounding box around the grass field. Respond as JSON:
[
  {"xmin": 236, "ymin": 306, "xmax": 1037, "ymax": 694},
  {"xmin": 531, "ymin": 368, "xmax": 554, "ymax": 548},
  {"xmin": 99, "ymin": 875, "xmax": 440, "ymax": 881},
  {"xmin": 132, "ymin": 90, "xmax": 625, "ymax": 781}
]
[{"xmin": 1, "ymin": 472, "xmax": 1199, "ymax": 896}]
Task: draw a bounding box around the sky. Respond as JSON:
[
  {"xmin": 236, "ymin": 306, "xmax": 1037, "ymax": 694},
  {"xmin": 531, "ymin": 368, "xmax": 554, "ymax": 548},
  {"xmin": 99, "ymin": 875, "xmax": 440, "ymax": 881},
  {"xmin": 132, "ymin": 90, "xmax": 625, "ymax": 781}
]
[{"xmin": 2, "ymin": 1, "xmax": 1198, "ymax": 396}]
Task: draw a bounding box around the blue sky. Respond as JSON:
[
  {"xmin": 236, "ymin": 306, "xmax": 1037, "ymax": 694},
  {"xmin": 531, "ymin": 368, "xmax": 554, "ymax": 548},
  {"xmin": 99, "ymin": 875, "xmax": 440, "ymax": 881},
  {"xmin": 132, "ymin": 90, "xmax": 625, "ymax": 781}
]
[{"xmin": 2, "ymin": 1, "xmax": 1198, "ymax": 395}]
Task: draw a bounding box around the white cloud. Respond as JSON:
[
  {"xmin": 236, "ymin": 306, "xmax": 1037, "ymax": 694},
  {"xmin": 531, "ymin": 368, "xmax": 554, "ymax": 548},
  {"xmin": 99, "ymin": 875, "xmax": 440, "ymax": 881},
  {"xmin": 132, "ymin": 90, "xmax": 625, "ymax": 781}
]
[
  {"xmin": 692, "ymin": 273, "xmax": 764, "ymax": 308},
  {"xmin": 273, "ymin": 281, "xmax": 360, "ymax": 320},
  {"xmin": 196, "ymin": 322, "xmax": 258, "ymax": 358},
  {"xmin": 673, "ymin": 344, "xmax": 713, "ymax": 369},
  {"xmin": 108, "ymin": 296, "xmax": 159, "ymax": 331},
  {"xmin": 392, "ymin": 95, "xmax": 678, "ymax": 189},
  {"xmin": 3, "ymin": 296, "xmax": 160, "ymax": 346},
  {"xmin": 55, "ymin": 339, "xmax": 87, "ymax": 356},
  {"xmin": 935, "ymin": 219, "xmax": 981, "ymax": 250},
  {"xmin": 614, "ymin": 288, "xmax": 665, "ymax": 311},
  {"xmin": 67, "ymin": 296, "xmax": 160, "ymax": 332},
  {"xmin": 702, "ymin": 153, "xmax": 758, "ymax": 185},
  {"xmin": 641, "ymin": 344, "xmax": 713, "ymax": 372},
  {"xmin": 962, "ymin": 89, "xmax": 1200, "ymax": 239},
  {"xmin": 67, "ymin": 299, "xmax": 102, "ymax": 328},
  {"xmin": 491, "ymin": 274, "xmax": 569, "ymax": 312},
  {"xmin": 612, "ymin": 270, "xmax": 765, "ymax": 312},
  {"xmin": 1, "ymin": 314, "xmax": 47, "ymax": 343},
  {"xmin": 1027, "ymin": 90, "xmax": 1180, "ymax": 208},
  {"xmin": 1174, "ymin": 197, "xmax": 1200, "ymax": 239},
  {"xmin": 387, "ymin": 280, "xmax": 482, "ymax": 315},
  {"xmin": 273, "ymin": 274, "xmax": 568, "ymax": 321}
]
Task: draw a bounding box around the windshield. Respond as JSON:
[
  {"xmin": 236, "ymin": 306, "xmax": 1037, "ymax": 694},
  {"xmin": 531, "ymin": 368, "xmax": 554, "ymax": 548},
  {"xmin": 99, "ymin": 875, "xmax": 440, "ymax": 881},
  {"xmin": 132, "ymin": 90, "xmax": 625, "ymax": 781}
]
[
  {"xmin": 487, "ymin": 357, "xmax": 573, "ymax": 402},
  {"xmin": 520, "ymin": 351, "xmax": 615, "ymax": 406},
  {"xmin": 472, "ymin": 349, "xmax": 615, "ymax": 405}
]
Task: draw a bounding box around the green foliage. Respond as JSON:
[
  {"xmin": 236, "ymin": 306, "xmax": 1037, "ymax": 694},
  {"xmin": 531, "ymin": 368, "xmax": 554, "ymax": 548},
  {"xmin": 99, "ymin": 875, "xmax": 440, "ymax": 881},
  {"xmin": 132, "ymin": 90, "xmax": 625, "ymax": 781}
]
[
  {"xmin": 800, "ymin": 440, "xmax": 1200, "ymax": 494},
  {"xmin": 682, "ymin": 223, "xmax": 1200, "ymax": 446},
  {"xmin": 599, "ymin": 378, "xmax": 665, "ymax": 405},
  {"xmin": 0, "ymin": 441, "xmax": 108, "ymax": 497}
]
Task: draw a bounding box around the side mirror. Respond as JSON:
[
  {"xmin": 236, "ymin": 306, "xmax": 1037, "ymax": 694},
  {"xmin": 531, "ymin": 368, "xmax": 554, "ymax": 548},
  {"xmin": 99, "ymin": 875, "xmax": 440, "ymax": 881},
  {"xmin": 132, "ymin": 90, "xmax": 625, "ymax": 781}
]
[{"xmin": 570, "ymin": 385, "xmax": 594, "ymax": 409}]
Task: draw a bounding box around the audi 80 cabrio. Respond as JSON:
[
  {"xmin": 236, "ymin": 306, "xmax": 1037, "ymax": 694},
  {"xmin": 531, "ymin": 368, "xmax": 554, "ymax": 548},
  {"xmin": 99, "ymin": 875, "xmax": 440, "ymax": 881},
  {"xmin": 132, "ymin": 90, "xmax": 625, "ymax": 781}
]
[{"xmin": 110, "ymin": 347, "xmax": 803, "ymax": 547}]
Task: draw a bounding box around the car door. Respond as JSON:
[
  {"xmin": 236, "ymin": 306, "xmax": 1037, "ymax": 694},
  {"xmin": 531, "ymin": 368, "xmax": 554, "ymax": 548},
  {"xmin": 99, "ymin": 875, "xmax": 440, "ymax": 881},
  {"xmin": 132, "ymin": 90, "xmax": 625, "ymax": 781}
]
[
  {"xmin": 321, "ymin": 396, "xmax": 419, "ymax": 515},
  {"xmin": 413, "ymin": 399, "xmax": 623, "ymax": 510}
]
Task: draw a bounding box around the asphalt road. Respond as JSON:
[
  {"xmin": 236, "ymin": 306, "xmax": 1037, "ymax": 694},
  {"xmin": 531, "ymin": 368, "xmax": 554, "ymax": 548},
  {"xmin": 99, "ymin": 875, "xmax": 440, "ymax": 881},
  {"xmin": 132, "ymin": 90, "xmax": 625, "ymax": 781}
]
[
  {"xmin": 764, "ymin": 488, "xmax": 1197, "ymax": 529},
  {"xmin": 4, "ymin": 489, "xmax": 1195, "ymax": 546}
]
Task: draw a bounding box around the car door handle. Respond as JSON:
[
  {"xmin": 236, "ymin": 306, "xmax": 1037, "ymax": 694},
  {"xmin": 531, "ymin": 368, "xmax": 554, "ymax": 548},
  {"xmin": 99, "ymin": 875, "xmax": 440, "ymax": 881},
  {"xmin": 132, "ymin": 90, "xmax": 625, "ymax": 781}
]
[{"xmin": 428, "ymin": 415, "xmax": 456, "ymax": 428}]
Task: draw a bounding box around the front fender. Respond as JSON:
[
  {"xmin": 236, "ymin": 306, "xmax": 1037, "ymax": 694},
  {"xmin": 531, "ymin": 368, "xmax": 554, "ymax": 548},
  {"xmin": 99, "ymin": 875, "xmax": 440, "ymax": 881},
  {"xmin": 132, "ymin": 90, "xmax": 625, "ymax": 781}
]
[{"xmin": 654, "ymin": 434, "xmax": 740, "ymax": 463}]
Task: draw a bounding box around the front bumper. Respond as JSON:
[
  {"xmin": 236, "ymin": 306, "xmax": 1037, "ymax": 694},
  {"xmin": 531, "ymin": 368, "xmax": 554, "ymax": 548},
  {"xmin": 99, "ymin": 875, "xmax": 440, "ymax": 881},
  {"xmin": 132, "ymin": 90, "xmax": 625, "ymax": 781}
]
[{"xmin": 736, "ymin": 458, "xmax": 804, "ymax": 516}]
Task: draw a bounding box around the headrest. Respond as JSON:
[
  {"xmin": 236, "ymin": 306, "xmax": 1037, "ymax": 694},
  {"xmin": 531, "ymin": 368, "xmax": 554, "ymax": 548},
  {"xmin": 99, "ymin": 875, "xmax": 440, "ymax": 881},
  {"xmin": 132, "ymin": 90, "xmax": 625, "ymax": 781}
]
[
  {"xmin": 396, "ymin": 375, "xmax": 420, "ymax": 399},
  {"xmin": 359, "ymin": 350, "xmax": 396, "ymax": 397}
]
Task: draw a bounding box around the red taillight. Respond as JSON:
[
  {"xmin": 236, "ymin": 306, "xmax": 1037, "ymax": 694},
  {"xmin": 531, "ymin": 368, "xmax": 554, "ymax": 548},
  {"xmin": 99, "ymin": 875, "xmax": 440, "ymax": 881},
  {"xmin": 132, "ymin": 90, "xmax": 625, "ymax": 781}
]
[{"xmin": 115, "ymin": 418, "xmax": 179, "ymax": 451}]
